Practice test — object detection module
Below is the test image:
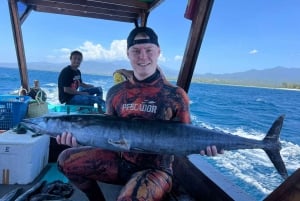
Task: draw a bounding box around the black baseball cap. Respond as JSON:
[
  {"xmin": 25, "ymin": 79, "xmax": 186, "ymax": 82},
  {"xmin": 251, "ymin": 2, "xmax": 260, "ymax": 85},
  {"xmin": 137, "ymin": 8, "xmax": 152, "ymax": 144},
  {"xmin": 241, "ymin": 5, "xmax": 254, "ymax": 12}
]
[{"xmin": 127, "ymin": 27, "xmax": 159, "ymax": 49}]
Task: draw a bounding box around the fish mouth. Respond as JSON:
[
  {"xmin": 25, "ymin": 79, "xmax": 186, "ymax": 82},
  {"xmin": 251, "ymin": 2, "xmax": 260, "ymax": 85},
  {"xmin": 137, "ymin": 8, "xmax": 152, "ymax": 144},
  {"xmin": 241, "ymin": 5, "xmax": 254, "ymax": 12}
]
[{"xmin": 19, "ymin": 119, "xmax": 41, "ymax": 134}]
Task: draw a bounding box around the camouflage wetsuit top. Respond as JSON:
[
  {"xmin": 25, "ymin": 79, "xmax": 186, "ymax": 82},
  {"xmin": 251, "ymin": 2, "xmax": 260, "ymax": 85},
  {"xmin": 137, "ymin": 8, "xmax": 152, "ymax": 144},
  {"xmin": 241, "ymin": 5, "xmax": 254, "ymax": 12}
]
[
  {"xmin": 58, "ymin": 69, "xmax": 191, "ymax": 201},
  {"xmin": 106, "ymin": 69, "xmax": 190, "ymax": 123}
]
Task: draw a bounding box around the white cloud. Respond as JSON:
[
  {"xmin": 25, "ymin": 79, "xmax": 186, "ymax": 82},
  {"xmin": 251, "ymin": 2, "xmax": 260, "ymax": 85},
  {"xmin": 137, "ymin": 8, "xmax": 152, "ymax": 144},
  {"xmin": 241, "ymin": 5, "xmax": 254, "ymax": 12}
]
[
  {"xmin": 77, "ymin": 41, "xmax": 167, "ymax": 62},
  {"xmin": 59, "ymin": 48, "xmax": 70, "ymax": 54},
  {"xmin": 49, "ymin": 40, "xmax": 168, "ymax": 63},
  {"xmin": 48, "ymin": 40, "xmax": 127, "ymax": 62},
  {"xmin": 249, "ymin": 49, "xmax": 258, "ymax": 54},
  {"xmin": 174, "ymin": 55, "xmax": 183, "ymax": 61},
  {"xmin": 46, "ymin": 48, "xmax": 71, "ymax": 62},
  {"xmin": 158, "ymin": 51, "xmax": 166, "ymax": 62},
  {"xmin": 79, "ymin": 40, "xmax": 127, "ymax": 61}
]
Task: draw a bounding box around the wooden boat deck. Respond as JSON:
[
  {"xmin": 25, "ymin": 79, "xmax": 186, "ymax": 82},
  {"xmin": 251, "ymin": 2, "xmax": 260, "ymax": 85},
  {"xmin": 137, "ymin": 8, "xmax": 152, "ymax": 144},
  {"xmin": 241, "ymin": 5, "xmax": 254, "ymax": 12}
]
[
  {"xmin": 0, "ymin": 163, "xmax": 122, "ymax": 201},
  {"xmin": 0, "ymin": 159, "xmax": 250, "ymax": 201},
  {"xmin": 0, "ymin": 164, "xmax": 196, "ymax": 201}
]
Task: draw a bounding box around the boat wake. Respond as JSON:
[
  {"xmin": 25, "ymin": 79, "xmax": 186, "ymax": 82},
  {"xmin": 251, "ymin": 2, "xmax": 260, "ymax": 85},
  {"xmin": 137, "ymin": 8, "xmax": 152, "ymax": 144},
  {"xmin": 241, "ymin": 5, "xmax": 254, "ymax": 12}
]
[{"xmin": 189, "ymin": 121, "xmax": 300, "ymax": 200}]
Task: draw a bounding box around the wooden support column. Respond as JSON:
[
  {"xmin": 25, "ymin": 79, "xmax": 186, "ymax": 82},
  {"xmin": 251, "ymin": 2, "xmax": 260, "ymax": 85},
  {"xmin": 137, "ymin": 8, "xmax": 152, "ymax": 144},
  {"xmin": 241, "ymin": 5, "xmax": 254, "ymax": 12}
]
[
  {"xmin": 177, "ymin": 0, "xmax": 214, "ymax": 92},
  {"xmin": 8, "ymin": 0, "xmax": 29, "ymax": 92}
]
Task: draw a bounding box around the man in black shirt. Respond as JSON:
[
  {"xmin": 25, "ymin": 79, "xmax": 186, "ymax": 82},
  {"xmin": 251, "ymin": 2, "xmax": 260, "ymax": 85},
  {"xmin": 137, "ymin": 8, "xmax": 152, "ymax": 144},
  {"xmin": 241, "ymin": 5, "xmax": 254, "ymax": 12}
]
[{"xmin": 58, "ymin": 50, "xmax": 105, "ymax": 110}]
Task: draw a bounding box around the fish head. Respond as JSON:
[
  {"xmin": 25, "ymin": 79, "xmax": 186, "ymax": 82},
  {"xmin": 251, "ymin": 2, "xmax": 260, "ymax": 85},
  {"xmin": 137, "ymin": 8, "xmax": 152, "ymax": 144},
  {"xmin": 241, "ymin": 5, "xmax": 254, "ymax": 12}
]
[
  {"xmin": 20, "ymin": 114, "xmax": 91, "ymax": 137},
  {"xmin": 20, "ymin": 116, "xmax": 50, "ymax": 135}
]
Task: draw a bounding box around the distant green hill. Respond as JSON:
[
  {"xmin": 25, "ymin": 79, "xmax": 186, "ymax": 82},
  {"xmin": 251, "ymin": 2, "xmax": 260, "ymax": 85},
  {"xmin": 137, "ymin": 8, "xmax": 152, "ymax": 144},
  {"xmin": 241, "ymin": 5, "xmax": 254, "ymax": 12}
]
[
  {"xmin": 193, "ymin": 66, "xmax": 300, "ymax": 89},
  {"xmin": 1, "ymin": 62, "xmax": 299, "ymax": 89}
]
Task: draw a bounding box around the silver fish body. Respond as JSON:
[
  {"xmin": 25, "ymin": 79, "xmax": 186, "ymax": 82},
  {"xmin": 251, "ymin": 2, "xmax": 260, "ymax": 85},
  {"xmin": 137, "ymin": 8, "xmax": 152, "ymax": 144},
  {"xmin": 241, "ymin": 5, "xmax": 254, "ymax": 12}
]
[{"xmin": 20, "ymin": 114, "xmax": 288, "ymax": 179}]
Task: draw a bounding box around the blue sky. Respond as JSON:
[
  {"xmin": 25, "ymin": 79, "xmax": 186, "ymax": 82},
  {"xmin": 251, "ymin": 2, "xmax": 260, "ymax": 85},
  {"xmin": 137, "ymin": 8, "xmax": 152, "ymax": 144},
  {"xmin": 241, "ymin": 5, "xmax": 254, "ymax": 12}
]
[{"xmin": 1, "ymin": 0, "xmax": 299, "ymax": 74}]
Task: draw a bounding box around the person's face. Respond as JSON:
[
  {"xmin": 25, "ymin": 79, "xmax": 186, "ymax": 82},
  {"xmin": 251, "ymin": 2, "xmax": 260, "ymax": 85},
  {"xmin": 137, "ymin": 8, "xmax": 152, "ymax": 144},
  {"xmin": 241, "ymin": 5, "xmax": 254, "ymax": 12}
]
[
  {"xmin": 70, "ymin": 54, "xmax": 82, "ymax": 68},
  {"xmin": 127, "ymin": 35, "xmax": 160, "ymax": 80}
]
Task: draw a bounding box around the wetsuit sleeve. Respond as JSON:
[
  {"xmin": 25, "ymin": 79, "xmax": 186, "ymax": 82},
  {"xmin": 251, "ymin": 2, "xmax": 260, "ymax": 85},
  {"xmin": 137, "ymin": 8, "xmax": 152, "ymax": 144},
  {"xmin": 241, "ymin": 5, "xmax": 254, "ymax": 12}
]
[
  {"xmin": 106, "ymin": 84, "xmax": 122, "ymax": 115},
  {"xmin": 174, "ymin": 87, "xmax": 191, "ymax": 124}
]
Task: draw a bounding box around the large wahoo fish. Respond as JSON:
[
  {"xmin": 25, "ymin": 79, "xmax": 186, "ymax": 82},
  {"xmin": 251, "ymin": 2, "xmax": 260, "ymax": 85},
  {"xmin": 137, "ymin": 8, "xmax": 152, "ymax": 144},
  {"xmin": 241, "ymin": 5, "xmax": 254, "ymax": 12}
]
[{"xmin": 20, "ymin": 114, "xmax": 288, "ymax": 179}]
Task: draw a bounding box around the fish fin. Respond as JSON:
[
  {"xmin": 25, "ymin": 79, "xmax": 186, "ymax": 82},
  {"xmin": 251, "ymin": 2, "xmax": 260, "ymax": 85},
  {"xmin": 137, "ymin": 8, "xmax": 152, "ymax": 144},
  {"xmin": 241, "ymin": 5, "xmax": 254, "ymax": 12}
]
[
  {"xmin": 264, "ymin": 149, "xmax": 288, "ymax": 179},
  {"xmin": 263, "ymin": 115, "xmax": 288, "ymax": 179},
  {"xmin": 264, "ymin": 115, "xmax": 285, "ymax": 142}
]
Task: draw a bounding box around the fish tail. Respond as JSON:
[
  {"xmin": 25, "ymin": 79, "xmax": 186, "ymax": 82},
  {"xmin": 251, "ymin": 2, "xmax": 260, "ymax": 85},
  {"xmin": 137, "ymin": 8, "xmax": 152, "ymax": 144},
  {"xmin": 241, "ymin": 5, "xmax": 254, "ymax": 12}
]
[{"xmin": 262, "ymin": 115, "xmax": 288, "ymax": 179}]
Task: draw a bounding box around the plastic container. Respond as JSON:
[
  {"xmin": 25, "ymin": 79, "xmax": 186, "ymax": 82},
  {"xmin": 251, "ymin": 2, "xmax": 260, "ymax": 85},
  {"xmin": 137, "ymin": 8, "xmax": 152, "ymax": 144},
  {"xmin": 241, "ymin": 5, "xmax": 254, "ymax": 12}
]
[
  {"xmin": 0, "ymin": 130, "xmax": 50, "ymax": 184},
  {"xmin": 48, "ymin": 104, "xmax": 98, "ymax": 114},
  {"xmin": 0, "ymin": 95, "xmax": 31, "ymax": 130}
]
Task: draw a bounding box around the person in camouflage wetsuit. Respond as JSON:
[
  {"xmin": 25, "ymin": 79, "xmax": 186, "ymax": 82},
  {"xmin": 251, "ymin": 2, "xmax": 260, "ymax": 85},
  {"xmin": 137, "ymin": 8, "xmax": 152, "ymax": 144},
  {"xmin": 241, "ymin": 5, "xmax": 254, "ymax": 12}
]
[{"xmin": 56, "ymin": 27, "xmax": 221, "ymax": 201}]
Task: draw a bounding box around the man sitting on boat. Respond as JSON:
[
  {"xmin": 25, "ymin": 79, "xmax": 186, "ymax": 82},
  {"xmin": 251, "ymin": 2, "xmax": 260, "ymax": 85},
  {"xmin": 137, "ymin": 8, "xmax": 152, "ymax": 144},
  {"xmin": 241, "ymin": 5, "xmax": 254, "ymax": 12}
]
[
  {"xmin": 56, "ymin": 27, "xmax": 222, "ymax": 201},
  {"xmin": 58, "ymin": 50, "xmax": 105, "ymax": 112}
]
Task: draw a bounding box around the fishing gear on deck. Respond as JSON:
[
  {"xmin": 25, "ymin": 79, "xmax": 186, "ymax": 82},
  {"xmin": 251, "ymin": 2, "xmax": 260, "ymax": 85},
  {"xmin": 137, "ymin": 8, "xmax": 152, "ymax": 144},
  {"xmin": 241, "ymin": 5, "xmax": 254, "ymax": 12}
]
[
  {"xmin": 1, "ymin": 180, "xmax": 74, "ymax": 201},
  {"xmin": 12, "ymin": 124, "xmax": 27, "ymax": 134},
  {"xmin": 27, "ymin": 80, "xmax": 47, "ymax": 102},
  {"xmin": 26, "ymin": 80, "xmax": 49, "ymax": 118},
  {"xmin": 0, "ymin": 187, "xmax": 23, "ymax": 201}
]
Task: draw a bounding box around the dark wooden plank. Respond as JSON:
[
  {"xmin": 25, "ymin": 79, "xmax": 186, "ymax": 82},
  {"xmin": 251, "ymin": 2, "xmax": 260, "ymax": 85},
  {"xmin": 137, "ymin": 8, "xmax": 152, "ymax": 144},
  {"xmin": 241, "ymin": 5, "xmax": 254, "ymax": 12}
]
[
  {"xmin": 21, "ymin": 0, "xmax": 162, "ymax": 23},
  {"xmin": 264, "ymin": 168, "xmax": 300, "ymax": 201},
  {"xmin": 172, "ymin": 156, "xmax": 255, "ymax": 201}
]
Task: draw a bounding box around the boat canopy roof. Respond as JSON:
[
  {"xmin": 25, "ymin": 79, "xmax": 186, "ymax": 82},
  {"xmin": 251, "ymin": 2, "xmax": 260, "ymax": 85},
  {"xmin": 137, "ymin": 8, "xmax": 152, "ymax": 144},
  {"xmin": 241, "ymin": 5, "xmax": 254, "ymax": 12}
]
[
  {"xmin": 15, "ymin": 0, "xmax": 164, "ymax": 25},
  {"xmin": 8, "ymin": 0, "xmax": 214, "ymax": 92}
]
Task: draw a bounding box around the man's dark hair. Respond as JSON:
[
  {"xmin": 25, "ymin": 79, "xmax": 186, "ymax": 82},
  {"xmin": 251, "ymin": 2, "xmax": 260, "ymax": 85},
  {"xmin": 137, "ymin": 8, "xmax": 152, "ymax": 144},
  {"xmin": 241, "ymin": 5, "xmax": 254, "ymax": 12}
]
[{"xmin": 70, "ymin": 50, "xmax": 82, "ymax": 59}]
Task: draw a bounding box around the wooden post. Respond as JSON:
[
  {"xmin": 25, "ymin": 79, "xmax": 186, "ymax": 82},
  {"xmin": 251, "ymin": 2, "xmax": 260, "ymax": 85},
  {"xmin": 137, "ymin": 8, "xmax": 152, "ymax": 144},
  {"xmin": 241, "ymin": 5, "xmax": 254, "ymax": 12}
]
[
  {"xmin": 8, "ymin": 0, "xmax": 29, "ymax": 91},
  {"xmin": 177, "ymin": 0, "xmax": 214, "ymax": 92}
]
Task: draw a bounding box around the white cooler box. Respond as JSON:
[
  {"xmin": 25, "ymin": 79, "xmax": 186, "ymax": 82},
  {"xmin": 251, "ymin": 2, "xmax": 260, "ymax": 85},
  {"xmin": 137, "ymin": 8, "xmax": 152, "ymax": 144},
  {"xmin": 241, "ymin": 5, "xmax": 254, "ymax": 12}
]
[{"xmin": 0, "ymin": 130, "xmax": 50, "ymax": 184}]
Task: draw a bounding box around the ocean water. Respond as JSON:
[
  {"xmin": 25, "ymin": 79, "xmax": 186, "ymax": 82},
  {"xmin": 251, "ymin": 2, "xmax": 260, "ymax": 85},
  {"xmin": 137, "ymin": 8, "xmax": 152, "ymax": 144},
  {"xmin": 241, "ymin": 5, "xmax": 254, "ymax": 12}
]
[{"xmin": 1, "ymin": 67, "xmax": 300, "ymax": 200}]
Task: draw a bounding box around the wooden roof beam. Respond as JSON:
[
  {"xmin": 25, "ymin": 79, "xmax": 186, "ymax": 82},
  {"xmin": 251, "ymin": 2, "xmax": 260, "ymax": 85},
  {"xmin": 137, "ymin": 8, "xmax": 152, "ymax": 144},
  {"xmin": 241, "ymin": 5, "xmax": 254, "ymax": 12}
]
[
  {"xmin": 22, "ymin": 0, "xmax": 146, "ymax": 13},
  {"xmin": 19, "ymin": 4, "xmax": 33, "ymax": 24},
  {"xmin": 19, "ymin": 0, "xmax": 159, "ymax": 23},
  {"xmin": 33, "ymin": 6, "xmax": 138, "ymax": 22},
  {"xmin": 21, "ymin": 0, "xmax": 150, "ymax": 10}
]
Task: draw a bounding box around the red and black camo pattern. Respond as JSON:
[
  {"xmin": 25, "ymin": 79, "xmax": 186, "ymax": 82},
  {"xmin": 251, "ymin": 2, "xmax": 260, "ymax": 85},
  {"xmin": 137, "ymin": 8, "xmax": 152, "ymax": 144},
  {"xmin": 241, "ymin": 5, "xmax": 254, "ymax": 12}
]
[
  {"xmin": 58, "ymin": 147, "xmax": 173, "ymax": 186},
  {"xmin": 117, "ymin": 169, "xmax": 172, "ymax": 201},
  {"xmin": 106, "ymin": 70, "xmax": 191, "ymax": 123}
]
